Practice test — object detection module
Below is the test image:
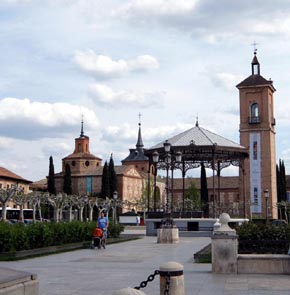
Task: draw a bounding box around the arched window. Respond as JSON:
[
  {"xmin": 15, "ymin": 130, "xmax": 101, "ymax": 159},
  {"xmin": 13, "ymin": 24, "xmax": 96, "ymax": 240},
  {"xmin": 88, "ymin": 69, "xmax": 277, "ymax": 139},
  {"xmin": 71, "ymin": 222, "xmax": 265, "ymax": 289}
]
[{"xmin": 250, "ymin": 103, "xmax": 260, "ymax": 123}]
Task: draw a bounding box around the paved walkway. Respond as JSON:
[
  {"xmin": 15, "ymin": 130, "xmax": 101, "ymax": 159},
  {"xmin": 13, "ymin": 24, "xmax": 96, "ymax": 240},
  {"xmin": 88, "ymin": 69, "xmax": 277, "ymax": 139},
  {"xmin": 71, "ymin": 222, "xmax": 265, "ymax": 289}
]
[{"xmin": 1, "ymin": 229, "xmax": 290, "ymax": 295}]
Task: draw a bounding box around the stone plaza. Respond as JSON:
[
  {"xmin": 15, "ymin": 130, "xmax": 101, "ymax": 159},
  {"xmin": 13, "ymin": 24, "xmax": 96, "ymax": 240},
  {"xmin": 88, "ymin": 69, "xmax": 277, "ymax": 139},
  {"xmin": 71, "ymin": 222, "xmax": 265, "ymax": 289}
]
[{"xmin": 1, "ymin": 227, "xmax": 290, "ymax": 295}]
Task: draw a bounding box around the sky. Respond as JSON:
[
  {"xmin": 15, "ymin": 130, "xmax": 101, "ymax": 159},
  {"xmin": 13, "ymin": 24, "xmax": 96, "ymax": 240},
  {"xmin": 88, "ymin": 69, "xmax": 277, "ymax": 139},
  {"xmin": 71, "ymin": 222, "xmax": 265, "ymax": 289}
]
[{"xmin": 0, "ymin": 0, "xmax": 290, "ymax": 182}]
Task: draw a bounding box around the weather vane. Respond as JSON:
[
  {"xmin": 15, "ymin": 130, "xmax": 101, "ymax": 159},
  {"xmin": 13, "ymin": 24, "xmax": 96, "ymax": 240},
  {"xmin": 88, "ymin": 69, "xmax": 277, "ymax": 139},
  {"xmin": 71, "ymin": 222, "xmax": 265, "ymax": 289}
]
[
  {"xmin": 252, "ymin": 41, "xmax": 258, "ymax": 54},
  {"xmin": 138, "ymin": 112, "xmax": 142, "ymax": 125}
]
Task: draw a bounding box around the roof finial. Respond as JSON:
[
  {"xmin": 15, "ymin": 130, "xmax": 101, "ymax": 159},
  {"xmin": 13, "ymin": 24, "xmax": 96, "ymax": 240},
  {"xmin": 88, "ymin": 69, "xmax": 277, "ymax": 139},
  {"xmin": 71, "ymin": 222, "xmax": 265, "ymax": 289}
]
[
  {"xmin": 252, "ymin": 41, "xmax": 258, "ymax": 55},
  {"xmin": 195, "ymin": 114, "xmax": 199, "ymax": 127},
  {"xmin": 80, "ymin": 115, "xmax": 84, "ymax": 137},
  {"xmin": 138, "ymin": 112, "xmax": 142, "ymax": 126}
]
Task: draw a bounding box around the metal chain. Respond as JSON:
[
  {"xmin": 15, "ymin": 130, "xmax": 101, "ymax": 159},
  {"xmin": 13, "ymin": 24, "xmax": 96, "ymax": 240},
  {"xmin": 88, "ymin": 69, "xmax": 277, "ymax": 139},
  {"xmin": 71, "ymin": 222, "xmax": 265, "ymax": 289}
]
[
  {"xmin": 164, "ymin": 272, "xmax": 171, "ymax": 295},
  {"xmin": 134, "ymin": 270, "xmax": 160, "ymax": 290}
]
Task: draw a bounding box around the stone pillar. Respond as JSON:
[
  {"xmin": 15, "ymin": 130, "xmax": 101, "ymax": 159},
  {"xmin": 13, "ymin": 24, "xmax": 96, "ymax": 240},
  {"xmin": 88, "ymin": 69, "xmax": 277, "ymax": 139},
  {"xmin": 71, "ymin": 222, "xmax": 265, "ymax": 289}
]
[
  {"xmin": 159, "ymin": 261, "xmax": 184, "ymax": 295},
  {"xmin": 211, "ymin": 213, "xmax": 238, "ymax": 274},
  {"xmin": 112, "ymin": 287, "xmax": 146, "ymax": 295},
  {"xmin": 157, "ymin": 228, "xmax": 179, "ymax": 244}
]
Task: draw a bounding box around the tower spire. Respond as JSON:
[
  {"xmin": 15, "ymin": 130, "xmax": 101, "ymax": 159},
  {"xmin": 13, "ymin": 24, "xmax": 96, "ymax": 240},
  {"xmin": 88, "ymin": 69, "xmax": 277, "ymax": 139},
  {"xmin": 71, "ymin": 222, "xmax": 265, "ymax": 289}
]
[
  {"xmin": 80, "ymin": 117, "xmax": 84, "ymax": 137},
  {"xmin": 136, "ymin": 113, "xmax": 144, "ymax": 148}
]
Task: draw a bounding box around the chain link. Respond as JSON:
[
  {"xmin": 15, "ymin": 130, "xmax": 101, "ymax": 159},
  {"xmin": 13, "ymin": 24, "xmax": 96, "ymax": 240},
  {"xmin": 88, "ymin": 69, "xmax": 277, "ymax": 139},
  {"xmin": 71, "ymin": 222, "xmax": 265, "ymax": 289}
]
[
  {"xmin": 164, "ymin": 272, "xmax": 171, "ymax": 295},
  {"xmin": 134, "ymin": 270, "xmax": 160, "ymax": 290}
]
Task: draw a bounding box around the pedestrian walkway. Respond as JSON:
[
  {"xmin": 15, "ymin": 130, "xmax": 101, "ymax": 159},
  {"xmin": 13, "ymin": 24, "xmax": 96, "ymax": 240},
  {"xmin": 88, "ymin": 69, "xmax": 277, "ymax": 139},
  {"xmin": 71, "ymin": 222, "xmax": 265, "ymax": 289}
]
[{"xmin": 1, "ymin": 230, "xmax": 290, "ymax": 295}]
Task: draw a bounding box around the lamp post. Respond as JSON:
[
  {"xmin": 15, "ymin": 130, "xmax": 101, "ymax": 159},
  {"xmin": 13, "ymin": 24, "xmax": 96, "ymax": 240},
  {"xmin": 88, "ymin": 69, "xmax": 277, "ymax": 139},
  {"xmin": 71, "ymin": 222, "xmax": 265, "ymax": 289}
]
[
  {"xmin": 264, "ymin": 189, "xmax": 269, "ymax": 223},
  {"xmin": 113, "ymin": 190, "xmax": 118, "ymax": 224},
  {"xmin": 164, "ymin": 140, "xmax": 171, "ymax": 215},
  {"xmin": 162, "ymin": 141, "xmax": 182, "ymax": 216},
  {"xmin": 152, "ymin": 151, "xmax": 159, "ymax": 212}
]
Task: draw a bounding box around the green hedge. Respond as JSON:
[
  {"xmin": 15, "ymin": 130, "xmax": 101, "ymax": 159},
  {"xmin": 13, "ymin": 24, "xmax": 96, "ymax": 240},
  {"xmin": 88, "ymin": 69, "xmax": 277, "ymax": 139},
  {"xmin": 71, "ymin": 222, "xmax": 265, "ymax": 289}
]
[
  {"xmin": 0, "ymin": 221, "xmax": 124, "ymax": 253},
  {"xmin": 237, "ymin": 222, "xmax": 290, "ymax": 240},
  {"xmin": 237, "ymin": 222, "xmax": 290, "ymax": 254}
]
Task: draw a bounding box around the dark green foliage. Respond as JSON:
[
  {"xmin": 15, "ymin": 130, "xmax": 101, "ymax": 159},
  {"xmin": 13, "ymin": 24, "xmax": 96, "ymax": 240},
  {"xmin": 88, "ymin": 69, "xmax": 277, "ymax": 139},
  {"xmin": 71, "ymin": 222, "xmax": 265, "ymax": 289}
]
[
  {"xmin": 48, "ymin": 156, "xmax": 56, "ymax": 195},
  {"xmin": 63, "ymin": 164, "xmax": 72, "ymax": 195},
  {"xmin": 185, "ymin": 181, "xmax": 202, "ymax": 210},
  {"xmin": 200, "ymin": 163, "xmax": 208, "ymax": 203},
  {"xmin": 237, "ymin": 222, "xmax": 290, "ymax": 254},
  {"xmin": 277, "ymin": 159, "xmax": 287, "ymax": 202},
  {"xmin": 108, "ymin": 223, "xmax": 125, "ymax": 238},
  {"xmin": 0, "ymin": 221, "xmax": 125, "ymax": 253},
  {"xmin": 108, "ymin": 154, "xmax": 118, "ymax": 198},
  {"xmin": 101, "ymin": 161, "xmax": 110, "ymax": 198},
  {"xmin": 0, "ymin": 221, "xmax": 97, "ymax": 253},
  {"xmin": 200, "ymin": 163, "xmax": 209, "ymax": 217}
]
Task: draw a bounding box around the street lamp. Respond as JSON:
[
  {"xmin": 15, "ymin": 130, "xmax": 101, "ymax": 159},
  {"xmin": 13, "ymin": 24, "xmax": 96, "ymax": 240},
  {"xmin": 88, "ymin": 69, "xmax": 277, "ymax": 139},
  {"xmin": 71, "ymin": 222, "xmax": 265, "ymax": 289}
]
[
  {"xmin": 113, "ymin": 191, "xmax": 118, "ymax": 224},
  {"xmin": 152, "ymin": 151, "xmax": 159, "ymax": 212},
  {"xmin": 264, "ymin": 189, "xmax": 269, "ymax": 223}
]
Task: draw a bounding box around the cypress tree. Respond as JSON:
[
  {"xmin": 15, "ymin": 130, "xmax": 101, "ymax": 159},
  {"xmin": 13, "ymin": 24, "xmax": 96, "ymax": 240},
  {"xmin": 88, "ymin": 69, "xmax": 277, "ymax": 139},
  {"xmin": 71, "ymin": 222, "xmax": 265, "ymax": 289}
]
[
  {"xmin": 48, "ymin": 156, "xmax": 56, "ymax": 195},
  {"xmin": 281, "ymin": 159, "xmax": 287, "ymax": 201},
  {"xmin": 108, "ymin": 154, "xmax": 118, "ymax": 198},
  {"xmin": 101, "ymin": 161, "xmax": 110, "ymax": 198},
  {"xmin": 200, "ymin": 162, "xmax": 209, "ymax": 217},
  {"xmin": 63, "ymin": 163, "xmax": 72, "ymax": 195},
  {"xmin": 200, "ymin": 162, "xmax": 208, "ymax": 203},
  {"xmin": 276, "ymin": 163, "xmax": 281, "ymax": 202}
]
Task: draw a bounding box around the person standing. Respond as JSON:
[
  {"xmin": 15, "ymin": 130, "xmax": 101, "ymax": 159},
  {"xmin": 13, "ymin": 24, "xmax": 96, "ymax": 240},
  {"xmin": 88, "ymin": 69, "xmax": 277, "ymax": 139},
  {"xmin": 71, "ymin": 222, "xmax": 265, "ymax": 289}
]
[
  {"xmin": 97, "ymin": 211, "xmax": 109, "ymax": 231},
  {"xmin": 97, "ymin": 211, "xmax": 109, "ymax": 247}
]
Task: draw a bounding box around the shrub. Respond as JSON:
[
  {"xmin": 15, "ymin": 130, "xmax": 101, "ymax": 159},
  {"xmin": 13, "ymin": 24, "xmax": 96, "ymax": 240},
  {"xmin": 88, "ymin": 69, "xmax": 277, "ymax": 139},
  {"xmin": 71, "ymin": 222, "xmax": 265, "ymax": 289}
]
[
  {"xmin": 0, "ymin": 221, "xmax": 122, "ymax": 253},
  {"xmin": 237, "ymin": 222, "xmax": 290, "ymax": 254}
]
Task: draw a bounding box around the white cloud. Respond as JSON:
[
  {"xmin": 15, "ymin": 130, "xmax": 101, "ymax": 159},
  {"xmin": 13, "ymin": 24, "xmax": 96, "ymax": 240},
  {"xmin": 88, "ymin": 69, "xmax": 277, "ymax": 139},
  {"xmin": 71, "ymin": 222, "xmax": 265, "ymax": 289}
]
[
  {"xmin": 118, "ymin": 0, "xmax": 290, "ymax": 43},
  {"xmin": 0, "ymin": 97, "xmax": 99, "ymax": 139},
  {"xmin": 127, "ymin": 55, "xmax": 159, "ymax": 72},
  {"xmin": 74, "ymin": 50, "xmax": 159, "ymax": 79},
  {"xmin": 209, "ymin": 72, "xmax": 243, "ymax": 91},
  {"xmin": 88, "ymin": 83, "xmax": 164, "ymax": 108},
  {"xmin": 121, "ymin": 0, "xmax": 197, "ymax": 17}
]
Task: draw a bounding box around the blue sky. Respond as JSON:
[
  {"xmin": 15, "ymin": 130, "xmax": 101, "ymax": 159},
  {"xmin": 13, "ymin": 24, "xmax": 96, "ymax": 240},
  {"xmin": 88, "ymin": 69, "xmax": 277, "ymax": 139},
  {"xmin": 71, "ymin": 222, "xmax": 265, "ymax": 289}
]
[{"xmin": 0, "ymin": 0, "xmax": 290, "ymax": 181}]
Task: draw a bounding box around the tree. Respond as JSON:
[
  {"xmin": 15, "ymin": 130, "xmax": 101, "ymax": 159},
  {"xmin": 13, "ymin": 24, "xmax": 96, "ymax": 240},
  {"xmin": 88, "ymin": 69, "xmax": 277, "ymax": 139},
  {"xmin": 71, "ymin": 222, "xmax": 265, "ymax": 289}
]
[
  {"xmin": 108, "ymin": 154, "xmax": 118, "ymax": 198},
  {"xmin": 48, "ymin": 156, "xmax": 56, "ymax": 195},
  {"xmin": 63, "ymin": 163, "xmax": 72, "ymax": 195},
  {"xmin": 101, "ymin": 161, "xmax": 110, "ymax": 199},
  {"xmin": 200, "ymin": 163, "xmax": 208, "ymax": 203},
  {"xmin": 185, "ymin": 181, "xmax": 201, "ymax": 211},
  {"xmin": 200, "ymin": 162, "xmax": 209, "ymax": 217},
  {"xmin": 277, "ymin": 159, "xmax": 287, "ymax": 202},
  {"xmin": 0, "ymin": 186, "xmax": 18, "ymax": 221}
]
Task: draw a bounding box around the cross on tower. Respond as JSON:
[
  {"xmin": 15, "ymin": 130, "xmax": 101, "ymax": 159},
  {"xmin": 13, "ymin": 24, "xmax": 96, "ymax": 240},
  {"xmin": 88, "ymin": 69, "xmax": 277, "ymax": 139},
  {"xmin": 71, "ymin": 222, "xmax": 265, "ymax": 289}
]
[{"xmin": 252, "ymin": 41, "xmax": 259, "ymax": 54}]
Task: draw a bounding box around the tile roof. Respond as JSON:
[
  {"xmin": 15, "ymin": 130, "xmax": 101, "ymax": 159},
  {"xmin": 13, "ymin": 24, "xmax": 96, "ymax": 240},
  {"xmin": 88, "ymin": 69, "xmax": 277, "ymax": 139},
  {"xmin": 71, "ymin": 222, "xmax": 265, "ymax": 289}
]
[
  {"xmin": 0, "ymin": 167, "xmax": 32, "ymax": 183},
  {"xmin": 236, "ymin": 74, "xmax": 275, "ymax": 90}
]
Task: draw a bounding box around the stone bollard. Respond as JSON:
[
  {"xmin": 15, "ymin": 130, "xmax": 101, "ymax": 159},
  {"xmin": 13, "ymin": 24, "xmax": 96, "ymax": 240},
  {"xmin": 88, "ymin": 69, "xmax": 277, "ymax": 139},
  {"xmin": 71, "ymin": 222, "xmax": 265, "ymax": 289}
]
[
  {"xmin": 112, "ymin": 287, "xmax": 146, "ymax": 295},
  {"xmin": 211, "ymin": 213, "xmax": 238, "ymax": 274},
  {"xmin": 159, "ymin": 261, "xmax": 184, "ymax": 295}
]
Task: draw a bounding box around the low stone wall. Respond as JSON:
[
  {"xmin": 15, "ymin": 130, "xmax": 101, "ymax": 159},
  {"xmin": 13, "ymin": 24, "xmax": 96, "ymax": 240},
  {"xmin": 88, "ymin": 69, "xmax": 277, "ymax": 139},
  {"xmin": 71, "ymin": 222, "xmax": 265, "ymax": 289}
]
[
  {"xmin": 238, "ymin": 254, "xmax": 290, "ymax": 274},
  {"xmin": 0, "ymin": 268, "xmax": 38, "ymax": 295}
]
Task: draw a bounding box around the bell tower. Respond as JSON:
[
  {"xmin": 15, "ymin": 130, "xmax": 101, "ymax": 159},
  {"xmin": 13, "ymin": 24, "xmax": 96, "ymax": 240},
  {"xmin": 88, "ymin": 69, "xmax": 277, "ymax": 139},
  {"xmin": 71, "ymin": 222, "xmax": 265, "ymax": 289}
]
[{"xmin": 237, "ymin": 51, "xmax": 277, "ymax": 219}]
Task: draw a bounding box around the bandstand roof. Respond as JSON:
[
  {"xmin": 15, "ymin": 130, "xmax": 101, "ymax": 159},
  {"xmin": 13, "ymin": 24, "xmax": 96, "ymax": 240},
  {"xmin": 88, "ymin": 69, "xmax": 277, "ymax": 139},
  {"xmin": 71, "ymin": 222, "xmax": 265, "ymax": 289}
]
[{"xmin": 146, "ymin": 124, "xmax": 248, "ymax": 165}]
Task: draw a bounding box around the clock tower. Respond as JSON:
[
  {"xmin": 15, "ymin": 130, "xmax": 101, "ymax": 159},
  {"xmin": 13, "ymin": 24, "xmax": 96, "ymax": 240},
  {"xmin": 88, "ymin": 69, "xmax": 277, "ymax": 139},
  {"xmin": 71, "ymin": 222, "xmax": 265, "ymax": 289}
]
[{"xmin": 237, "ymin": 52, "xmax": 278, "ymax": 219}]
